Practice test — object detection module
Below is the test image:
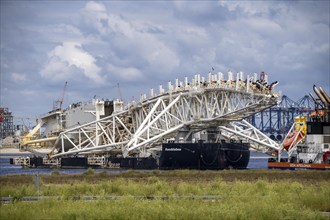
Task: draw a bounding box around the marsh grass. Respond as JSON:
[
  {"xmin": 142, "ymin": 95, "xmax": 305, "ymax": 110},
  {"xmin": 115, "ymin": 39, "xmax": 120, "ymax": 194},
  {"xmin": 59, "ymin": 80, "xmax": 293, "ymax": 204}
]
[
  {"xmin": 0, "ymin": 196, "xmax": 327, "ymax": 220},
  {"xmin": 84, "ymin": 167, "xmax": 94, "ymax": 175},
  {"xmin": 51, "ymin": 168, "xmax": 60, "ymax": 175},
  {"xmin": 0, "ymin": 170, "xmax": 329, "ymax": 219}
]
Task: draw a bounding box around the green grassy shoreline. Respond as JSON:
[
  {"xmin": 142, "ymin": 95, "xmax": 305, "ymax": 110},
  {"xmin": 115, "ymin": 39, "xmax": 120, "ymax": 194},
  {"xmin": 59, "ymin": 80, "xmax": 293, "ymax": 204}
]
[{"xmin": 1, "ymin": 170, "xmax": 329, "ymax": 220}]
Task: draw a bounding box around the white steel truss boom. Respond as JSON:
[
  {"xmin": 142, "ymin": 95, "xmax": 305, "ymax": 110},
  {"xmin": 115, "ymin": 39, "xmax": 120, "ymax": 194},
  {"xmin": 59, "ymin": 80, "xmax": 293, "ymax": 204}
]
[
  {"xmin": 219, "ymin": 120, "xmax": 281, "ymax": 155},
  {"xmin": 52, "ymin": 72, "xmax": 280, "ymax": 158}
]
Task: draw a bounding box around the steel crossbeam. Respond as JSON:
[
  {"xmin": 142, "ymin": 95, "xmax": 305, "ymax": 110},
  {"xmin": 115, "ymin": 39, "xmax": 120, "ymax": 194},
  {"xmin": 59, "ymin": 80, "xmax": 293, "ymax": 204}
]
[
  {"xmin": 219, "ymin": 119, "xmax": 280, "ymax": 155},
  {"xmin": 52, "ymin": 72, "xmax": 279, "ymax": 158}
]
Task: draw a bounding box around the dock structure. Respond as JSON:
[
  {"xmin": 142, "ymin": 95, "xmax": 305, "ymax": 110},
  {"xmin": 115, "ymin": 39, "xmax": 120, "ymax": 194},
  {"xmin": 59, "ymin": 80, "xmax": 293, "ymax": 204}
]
[{"xmin": 51, "ymin": 71, "xmax": 281, "ymax": 158}]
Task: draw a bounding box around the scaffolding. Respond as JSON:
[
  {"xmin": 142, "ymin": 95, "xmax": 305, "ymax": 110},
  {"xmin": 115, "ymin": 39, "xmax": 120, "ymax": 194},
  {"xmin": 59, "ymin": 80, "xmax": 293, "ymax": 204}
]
[
  {"xmin": 0, "ymin": 107, "xmax": 15, "ymax": 139},
  {"xmin": 246, "ymin": 95, "xmax": 314, "ymax": 141}
]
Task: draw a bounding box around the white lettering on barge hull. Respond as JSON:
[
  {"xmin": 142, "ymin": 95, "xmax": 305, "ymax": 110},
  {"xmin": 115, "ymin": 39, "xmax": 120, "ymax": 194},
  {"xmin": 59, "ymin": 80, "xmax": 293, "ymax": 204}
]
[{"xmin": 164, "ymin": 148, "xmax": 182, "ymax": 152}]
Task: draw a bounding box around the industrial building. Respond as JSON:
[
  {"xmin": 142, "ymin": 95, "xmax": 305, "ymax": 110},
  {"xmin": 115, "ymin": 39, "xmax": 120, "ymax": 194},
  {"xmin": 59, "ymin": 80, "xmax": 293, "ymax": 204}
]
[{"xmin": 0, "ymin": 107, "xmax": 15, "ymax": 140}]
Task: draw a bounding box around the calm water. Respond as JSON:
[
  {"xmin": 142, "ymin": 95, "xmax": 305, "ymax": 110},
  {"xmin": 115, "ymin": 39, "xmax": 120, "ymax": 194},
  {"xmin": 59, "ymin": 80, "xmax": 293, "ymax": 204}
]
[{"xmin": 0, "ymin": 152, "xmax": 269, "ymax": 176}]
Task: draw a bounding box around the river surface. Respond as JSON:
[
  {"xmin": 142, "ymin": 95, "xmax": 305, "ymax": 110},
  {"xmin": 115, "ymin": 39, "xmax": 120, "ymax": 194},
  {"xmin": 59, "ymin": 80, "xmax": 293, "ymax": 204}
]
[{"xmin": 0, "ymin": 152, "xmax": 269, "ymax": 176}]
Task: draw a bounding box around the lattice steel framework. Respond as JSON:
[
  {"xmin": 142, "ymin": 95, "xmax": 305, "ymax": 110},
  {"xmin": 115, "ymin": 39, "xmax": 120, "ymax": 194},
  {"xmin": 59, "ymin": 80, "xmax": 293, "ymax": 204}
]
[
  {"xmin": 52, "ymin": 72, "xmax": 280, "ymax": 158},
  {"xmin": 246, "ymin": 95, "xmax": 314, "ymax": 140},
  {"xmin": 219, "ymin": 119, "xmax": 280, "ymax": 155}
]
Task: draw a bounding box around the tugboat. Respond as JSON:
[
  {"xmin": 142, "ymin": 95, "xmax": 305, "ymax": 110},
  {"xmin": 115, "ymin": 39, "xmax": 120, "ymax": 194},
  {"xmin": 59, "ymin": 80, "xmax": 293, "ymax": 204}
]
[{"xmin": 268, "ymin": 85, "xmax": 330, "ymax": 170}]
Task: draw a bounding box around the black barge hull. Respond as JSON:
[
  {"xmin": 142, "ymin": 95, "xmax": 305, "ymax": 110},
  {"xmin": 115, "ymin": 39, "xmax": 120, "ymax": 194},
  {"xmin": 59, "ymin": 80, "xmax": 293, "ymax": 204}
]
[
  {"xmin": 10, "ymin": 142, "xmax": 250, "ymax": 170},
  {"xmin": 159, "ymin": 142, "xmax": 250, "ymax": 170}
]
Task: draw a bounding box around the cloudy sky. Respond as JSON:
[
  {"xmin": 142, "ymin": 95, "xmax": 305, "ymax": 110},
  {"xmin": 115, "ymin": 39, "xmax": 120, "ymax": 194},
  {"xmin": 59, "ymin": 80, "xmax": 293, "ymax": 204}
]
[{"xmin": 1, "ymin": 1, "xmax": 329, "ymax": 125}]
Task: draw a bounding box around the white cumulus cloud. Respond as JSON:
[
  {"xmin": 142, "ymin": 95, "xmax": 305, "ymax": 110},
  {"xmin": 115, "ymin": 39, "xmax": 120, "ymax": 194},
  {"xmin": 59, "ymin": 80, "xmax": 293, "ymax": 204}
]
[
  {"xmin": 107, "ymin": 64, "xmax": 143, "ymax": 81},
  {"xmin": 218, "ymin": 1, "xmax": 286, "ymax": 16},
  {"xmin": 85, "ymin": 1, "xmax": 106, "ymax": 12},
  {"xmin": 40, "ymin": 42, "xmax": 103, "ymax": 84},
  {"xmin": 11, "ymin": 73, "xmax": 27, "ymax": 82},
  {"xmin": 81, "ymin": 1, "xmax": 180, "ymax": 78}
]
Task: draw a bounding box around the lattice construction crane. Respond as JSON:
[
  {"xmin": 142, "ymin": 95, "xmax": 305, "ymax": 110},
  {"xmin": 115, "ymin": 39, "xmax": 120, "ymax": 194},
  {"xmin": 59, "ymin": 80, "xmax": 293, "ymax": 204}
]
[{"xmin": 53, "ymin": 81, "xmax": 68, "ymax": 111}]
